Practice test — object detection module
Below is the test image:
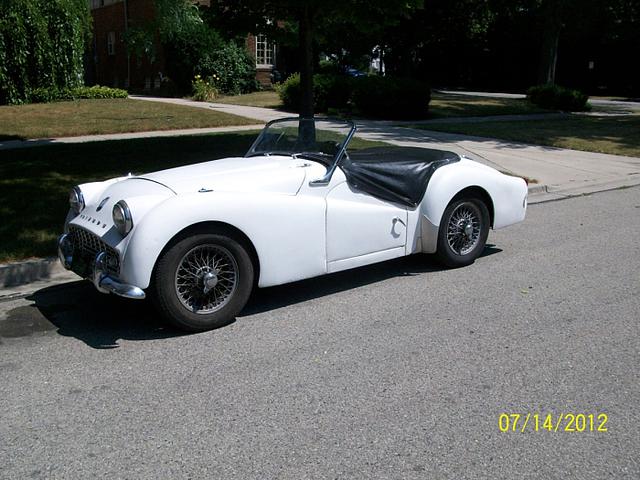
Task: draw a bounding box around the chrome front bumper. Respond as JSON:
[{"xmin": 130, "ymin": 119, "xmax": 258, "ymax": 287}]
[{"xmin": 58, "ymin": 233, "xmax": 146, "ymax": 300}]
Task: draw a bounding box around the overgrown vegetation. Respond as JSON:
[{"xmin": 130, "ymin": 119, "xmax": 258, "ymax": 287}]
[
  {"xmin": 195, "ymin": 42, "xmax": 260, "ymax": 95},
  {"xmin": 277, "ymin": 73, "xmax": 431, "ymax": 119},
  {"xmin": 352, "ymin": 76, "xmax": 430, "ymax": 119},
  {"xmin": 0, "ymin": 0, "xmax": 91, "ymax": 105},
  {"xmin": 191, "ymin": 75, "xmax": 219, "ymax": 102},
  {"xmin": 527, "ymin": 84, "xmax": 590, "ymax": 112},
  {"xmin": 125, "ymin": 0, "xmax": 258, "ymax": 95}
]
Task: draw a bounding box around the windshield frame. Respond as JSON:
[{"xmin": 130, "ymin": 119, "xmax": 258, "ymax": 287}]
[{"xmin": 245, "ymin": 117, "xmax": 357, "ymax": 186}]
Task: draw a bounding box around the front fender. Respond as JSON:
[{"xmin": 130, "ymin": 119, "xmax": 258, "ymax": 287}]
[
  {"xmin": 420, "ymin": 159, "xmax": 527, "ymax": 252},
  {"xmin": 120, "ymin": 191, "xmax": 327, "ymax": 289}
]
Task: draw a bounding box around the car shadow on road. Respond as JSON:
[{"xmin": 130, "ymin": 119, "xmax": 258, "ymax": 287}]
[
  {"xmin": 18, "ymin": 281, "xmax": 182, "ymax": 349},
  {"xmin": 243, "ymin": 247, "xmax": 501, "ymax": 316},
  {"xmin": 18, "ymin": 246, "xmax": 501, "ymax": 349}
]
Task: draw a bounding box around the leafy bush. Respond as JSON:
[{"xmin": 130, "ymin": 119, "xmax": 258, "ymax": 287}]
[
  {"xmin": 276, "ymin": 73, "xmax": 352, "ymax": 113},
  {"xmin": 352, "ymin": 76, "xmax": 431, "ymax": 119},
  {"xmin": 317, "ymin": 59, "xmax": 342, "ymax": 75},
  {"xmin": 73, "ymin": 86, "xmax": 128, "ymax": 99},
  {"xmin": 196, "ymin": 41, "xmax": 260, "ymax": 95},
  {"xmin": 30, "ymin": 86, "xmax": 128, "ymax": 103},
  {"xmin": 192, "ymin": 75, "xmax": 219, "ymax": 102},
  {"xmin": 313, "ymin": 74, "xmax": 353, "ymax": 112},
  {"xmin": 527, "ymin": 84, "xmax": 590, "ymax": 111},
  {"xmin": 276, "ymin": 73, "xmax": 302, "ymax": 111},
  {"xmin": 0, "ymin": 0, "xmax": 91, "ymax": 105}
]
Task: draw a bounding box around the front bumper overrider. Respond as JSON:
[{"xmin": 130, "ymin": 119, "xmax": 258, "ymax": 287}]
[{"xmin": 57, "ymin": 233, "xmax": 146, "ymax": 300}]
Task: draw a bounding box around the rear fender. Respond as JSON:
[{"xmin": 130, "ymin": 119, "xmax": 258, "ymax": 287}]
[{"xmin": 420, "ymin": 159, "xmax": 527, "ymax": 253}]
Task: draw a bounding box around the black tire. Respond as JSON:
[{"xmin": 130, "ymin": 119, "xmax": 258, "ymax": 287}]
[
  {"xmin": 435, "ymin": 196, "xmax": 490, "ymax": 268},
  {"xmin": 150, "ymin": 231, "xmax": 254, "ymax": 332}
]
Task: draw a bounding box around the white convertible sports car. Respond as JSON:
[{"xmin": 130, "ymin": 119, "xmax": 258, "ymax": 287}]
[{"xmin": 58, "ymin": 117, "xmax": 527, "ymax": 331}]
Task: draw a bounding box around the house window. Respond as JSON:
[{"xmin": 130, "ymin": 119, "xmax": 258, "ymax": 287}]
[
  {"xmin": 255, "ymin": 34, "xmax": 275, "ymax": 67},
  {"xmin": 107, "ymin": 31, "xmax": 116, "ymax": 56}
]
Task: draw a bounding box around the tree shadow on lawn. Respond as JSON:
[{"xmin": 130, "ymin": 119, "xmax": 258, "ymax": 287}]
[
  {"xmin": 17, "ymin": 247, "xmax": 501, "ymax": 349},
  {"xmin": 0, "ymin": 133, "xmax": 259, "ymax": 261},
  {"xmin": 366, "ymin": 115, "xmax": 640, "ymax": 157}
]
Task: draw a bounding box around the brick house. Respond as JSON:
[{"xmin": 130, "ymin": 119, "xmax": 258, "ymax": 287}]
[{"xmin": 87, "ymin": 0, "xmax": 276, "ymax": 91}]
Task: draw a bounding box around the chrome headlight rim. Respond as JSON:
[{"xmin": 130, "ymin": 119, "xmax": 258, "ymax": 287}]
[
  {"xmin": 112, "ymin": 200, "xmax": 133, "ymax": 236},
  {"xmin": 69, "ymin": 186, "xmax": 85, "ymax": 215}
]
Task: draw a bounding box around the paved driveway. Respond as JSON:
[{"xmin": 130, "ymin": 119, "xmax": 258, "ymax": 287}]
[{"xmin": 1, "ymin": 187, "xmax": 639, "ymax": 479}]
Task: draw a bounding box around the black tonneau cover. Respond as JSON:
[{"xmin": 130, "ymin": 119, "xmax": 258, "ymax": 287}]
[{"xmin": 341, "ymin": 147, "xmax": 460, "ymax": 207}]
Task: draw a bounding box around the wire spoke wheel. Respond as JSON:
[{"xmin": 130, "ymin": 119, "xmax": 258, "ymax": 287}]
[
  {"xmin": 174, "ymin": 244, "xmax": 238, "ymax": 314},
  {"xmin": 446, "ymin": 202, "xmax": 482, "ymax": 256}
]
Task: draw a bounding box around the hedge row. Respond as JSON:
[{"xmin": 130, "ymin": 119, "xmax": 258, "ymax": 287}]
[
  {"xmin": 527, "ymin": 84, "xmax": 590, "ymax": 111},
  {"xmin": 277, "ymin": 73, "xmax": 431, "ymax": 119},
  {"xmin": 30, "ymin": 86, "xmax": 128, "ymax": 103}
]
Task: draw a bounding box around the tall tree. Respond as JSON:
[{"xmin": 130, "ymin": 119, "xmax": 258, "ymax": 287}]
[
  {"xmin": 209, "ymin": 0, "xmax": 421, "ymax": 118},
  {"xmin": 0, "ymin": 0, "xmax": 91, "ymax": 104},
  {"xmin": 537, "ymin": 0, "xmax": 565, "ymax": 84}
]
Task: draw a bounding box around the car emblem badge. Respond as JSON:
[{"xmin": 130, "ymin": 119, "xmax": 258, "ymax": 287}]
[{"xmin": 96, "ymin": 197, "xmax": 110, "ymax": 212}]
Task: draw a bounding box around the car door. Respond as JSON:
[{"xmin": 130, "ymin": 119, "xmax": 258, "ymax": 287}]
[{"xmin": 325, "ymin": 181, "xmax": 408, "ymax": 273}]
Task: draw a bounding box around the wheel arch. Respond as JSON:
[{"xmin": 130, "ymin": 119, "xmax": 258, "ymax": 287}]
[
  {"xmin": 152, "ymin": 220, "xmax": 261, "ymax": 288},
  {"xmin": 450, "ymin": 186, "xmax": 495, "ymax": 228}
]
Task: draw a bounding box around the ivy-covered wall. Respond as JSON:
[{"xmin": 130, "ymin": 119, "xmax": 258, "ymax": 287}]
[{"xmin": 0, "ymin": 0, "xmax": 91, "ymax": 105}]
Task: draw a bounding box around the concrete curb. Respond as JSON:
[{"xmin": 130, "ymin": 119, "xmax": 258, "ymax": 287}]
[
  {"xmin": 526, "ymin": 184, "xmax": 548, "ymax": 195},
  {"xmin": 0, "ymin": 257, "xmax": 66, "ymax": 288}
]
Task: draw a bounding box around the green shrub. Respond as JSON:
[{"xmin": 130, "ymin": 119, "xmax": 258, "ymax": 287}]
[
  {"xmin": 317, "ymin": 59, "xmax": 342, "ymax": 75},
  {"xmin": 276, "ymin": 73, "xmax": 353, "ymax": 113},
  {"xmin": 527, "ymin": 84, "xmax": 590, "ymax": 111},
  {"xmin": 352, "ymin": 76, "xmax": 431, "ymax": 119},
  {"xmin": 191, "ymin": 75, "xmax": 219, "ymax": 102},
  {"xmin": 276, "ymin": 73, "xmax": 302, "ymax": 111},
  {"xmin": 196, "ymin": 41, "xmax": 259, "ymax": 95},
  {"xmin": 73, "ymin": 86, "xmax": 128, "ymax": 99},
  {"xmin": 313, "ymin": 74, "xmax": 353, "ymax": 112},
  {"xmin": 29, "ymin": 86, "xmax": 128, "ymax": 103}
]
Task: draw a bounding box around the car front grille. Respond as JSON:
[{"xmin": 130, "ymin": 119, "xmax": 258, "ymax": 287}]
[{"xmin": 68, "ymin": 225, "xmax": 120, "ymax": 276}]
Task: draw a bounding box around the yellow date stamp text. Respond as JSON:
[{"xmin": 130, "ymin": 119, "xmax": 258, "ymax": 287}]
[{"xmin": 498, "ymin": 413, "xmax": 608, "ymax": 433}]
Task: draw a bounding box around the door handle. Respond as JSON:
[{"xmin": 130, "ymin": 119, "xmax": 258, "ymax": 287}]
[{"xmin": 392, "ymin": 216, "xmax": 406, "ymax": 227}]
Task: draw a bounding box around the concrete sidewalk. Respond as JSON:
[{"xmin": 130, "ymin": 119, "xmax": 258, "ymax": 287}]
[{"xmin": 436, "ymin": 89, "xmax": 640, "ymax": 112}]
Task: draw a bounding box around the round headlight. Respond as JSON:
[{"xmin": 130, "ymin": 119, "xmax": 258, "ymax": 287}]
[
  {"xmin": 69, "ymin": 186, "xmax": 85, "ymax": 215},
  {"xmin": 112, "ymin": 200, "xmax": 133, "ymax": 236}
]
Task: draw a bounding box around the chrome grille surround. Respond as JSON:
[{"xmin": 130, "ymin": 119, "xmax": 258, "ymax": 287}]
[{"xmin": 68, "ymin": 225, "xmax": 120, "ymax": 276}]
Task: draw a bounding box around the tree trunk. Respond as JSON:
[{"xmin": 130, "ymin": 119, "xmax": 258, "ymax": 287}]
[
  {"xmin": 537, "ymin": 0, "xmax": 563, "ymax": 85},
  {"xmin": 298, "ymin": 5, "xmax": 314, "ymax": 118}
]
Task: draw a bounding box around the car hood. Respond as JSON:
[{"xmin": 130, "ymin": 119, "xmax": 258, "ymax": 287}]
[{"xmin": 139, "ymin": 156, "xmax": 309, "ymax": 196}]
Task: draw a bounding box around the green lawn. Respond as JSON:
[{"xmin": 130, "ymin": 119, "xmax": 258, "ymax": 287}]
[
  {"xmin": 0, "ymin": 99, "xmax": 256, "ymax": 141},
  {"xmin": 411, "ymin": 115, "xmax": 640, "ymax": 157},
  {"xmin": 0, "ymin": 131, "xmax": 385, "ymax": 262},
  {"xmin": 215, "ymin": 91, "xmax": 283, "ymax": 109},
  {"xmin": 428, "ymin": 93, "xmax": 549, "ymax": 118}
]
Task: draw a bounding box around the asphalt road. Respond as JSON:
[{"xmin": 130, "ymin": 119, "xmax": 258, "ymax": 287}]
[{"xmin": 1, "ymin": 187, "xmax": 639, "ymax": 479}]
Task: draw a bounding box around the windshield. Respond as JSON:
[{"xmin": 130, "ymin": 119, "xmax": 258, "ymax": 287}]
[{"xmin": 246, "ymin": 117, "xmax": 355, "ymax": 162}]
